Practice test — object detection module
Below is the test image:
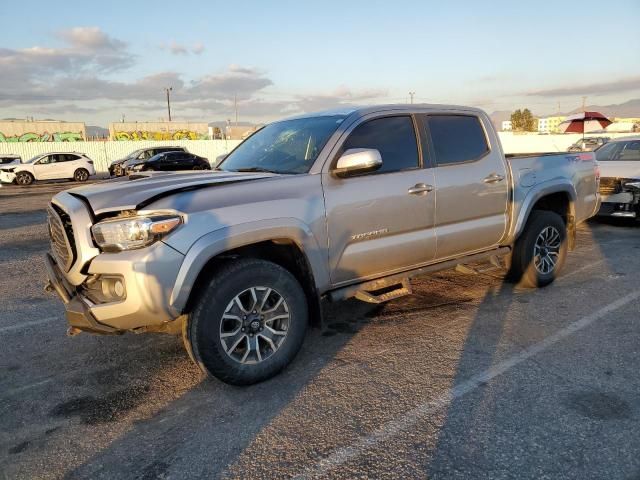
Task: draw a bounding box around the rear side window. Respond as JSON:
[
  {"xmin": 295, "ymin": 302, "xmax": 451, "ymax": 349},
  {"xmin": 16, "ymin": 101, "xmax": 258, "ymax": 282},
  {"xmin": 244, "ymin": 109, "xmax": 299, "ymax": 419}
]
[
  {"xmin": 428, "ymin": 115, "xmax": 489, "ymax": 166},
  {"xmin": 619, "ymin": 141, "xmax": 640, "ymax": 161},
  {"xmin": 341, "ymin": 116, "xmax": 419, "ymax": 174},
  {"xmin": 595, "ymin": 142, "xmax": 621, "ymax": 162},
  {"xmin": 61, "ymin": 154, "xmax": 80, "ymax": 162}
]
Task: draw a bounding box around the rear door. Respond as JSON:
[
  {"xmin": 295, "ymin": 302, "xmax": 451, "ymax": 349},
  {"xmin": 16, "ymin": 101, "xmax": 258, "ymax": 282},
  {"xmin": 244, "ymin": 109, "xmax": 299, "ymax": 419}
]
[
  {"xmin": 323, "ymin": 114, "xmax": 437, "ymax": 286},
  {"xmin": 422, "ymin": 114, "xmax": 509, "ymax": 259}
]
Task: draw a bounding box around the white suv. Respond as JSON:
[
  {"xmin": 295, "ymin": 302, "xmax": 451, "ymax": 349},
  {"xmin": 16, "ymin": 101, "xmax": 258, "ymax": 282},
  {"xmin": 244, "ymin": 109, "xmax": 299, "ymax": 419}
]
[{"xmin": 0, "ymin": 152, "xmax": 95, "ymax": 185}]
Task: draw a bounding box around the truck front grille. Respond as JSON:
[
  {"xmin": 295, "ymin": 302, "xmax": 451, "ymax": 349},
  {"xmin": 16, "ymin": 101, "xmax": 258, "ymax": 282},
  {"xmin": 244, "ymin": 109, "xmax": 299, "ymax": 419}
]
[
  {"xmin": 47, "ymin": 205, "xmax": 76, "ymax": 271},
  {"xmin": 599, "ymin": 177, "xmax": 622, "ymax": 196}
]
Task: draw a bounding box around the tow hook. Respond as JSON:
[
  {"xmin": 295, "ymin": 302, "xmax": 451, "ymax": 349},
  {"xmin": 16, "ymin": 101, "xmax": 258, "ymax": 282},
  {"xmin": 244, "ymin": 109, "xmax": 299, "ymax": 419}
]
[
  {"xmin": 44, "ymin": 281, "xmax": 54, "ymax": 293},
  {"xmin": 67, "ymin": 327, "xmax": 82, "ymax": 337}
]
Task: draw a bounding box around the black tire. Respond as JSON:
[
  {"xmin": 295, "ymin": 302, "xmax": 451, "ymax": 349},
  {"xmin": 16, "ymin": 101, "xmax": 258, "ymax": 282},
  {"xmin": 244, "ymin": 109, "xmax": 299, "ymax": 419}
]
[
  {"xmin": 15, "ymin": 171, "xmax": 34, "ymax": 186},
  {"xmin": 73, "ymin": 168, "xmax": 89, "ymax": 182},
  {"xmin": 507, "ymin": 210, "xmax": 568, "ymax": 288},
  {"xmin": 186, "ymin": 258, "xmax": 308, "ymax": 385}
]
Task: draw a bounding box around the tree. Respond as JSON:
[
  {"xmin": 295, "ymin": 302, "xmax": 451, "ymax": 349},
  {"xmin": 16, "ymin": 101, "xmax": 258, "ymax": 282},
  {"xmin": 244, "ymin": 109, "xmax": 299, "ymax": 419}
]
[{"xmin": 510, "ymin": 108, "xmax": 537, "ymax": 132}]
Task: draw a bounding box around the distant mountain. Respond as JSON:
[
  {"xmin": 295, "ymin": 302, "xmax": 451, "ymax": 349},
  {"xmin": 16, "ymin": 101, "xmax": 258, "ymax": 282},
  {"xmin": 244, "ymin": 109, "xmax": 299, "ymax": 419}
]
[
  {"xmin": 565, "ymin": 99, "xmax": 640, "ymax": 118},
  {"xmin": 86, "ymin": 125, "xmax": 109, "ymax": 138},
  {"xmin": 488, "ymin": 110, "xmax": 512, "ymax": 130}
]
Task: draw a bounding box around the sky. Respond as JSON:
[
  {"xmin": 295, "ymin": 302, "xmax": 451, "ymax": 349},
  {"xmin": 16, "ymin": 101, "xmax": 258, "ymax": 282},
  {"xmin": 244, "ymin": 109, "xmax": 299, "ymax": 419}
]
[{"xmin": 1, "ymin": 0, "xmax": 639, "ymax": 126}]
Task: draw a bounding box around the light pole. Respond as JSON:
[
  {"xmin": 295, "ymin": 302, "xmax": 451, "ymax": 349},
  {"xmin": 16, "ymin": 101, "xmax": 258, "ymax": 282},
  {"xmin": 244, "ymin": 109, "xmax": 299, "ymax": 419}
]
[
  {"xmin": 409, "ymin": 92, "xmax": 415, "ymax": 104},
  {"xmin": 165, "ymin": 87, "xmax": 173, "ymax": 121}
]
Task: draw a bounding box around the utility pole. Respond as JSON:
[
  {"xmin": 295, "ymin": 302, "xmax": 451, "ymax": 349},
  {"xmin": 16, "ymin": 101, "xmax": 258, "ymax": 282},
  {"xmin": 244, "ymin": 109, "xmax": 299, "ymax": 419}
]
[
  {"xmin": 164, "ymin": 87, "xmax": 173, "ymax": 121},
  {"xmin": 581, "ymin": 96, "xmax": 587, "ymax": 112},
  {"xmin": 234, "ymin": 94, "xmax": 238, "ymax": 126},
  {"xmin": 409, "ymin": 91, "xmax": 415, "ymax": 104}
]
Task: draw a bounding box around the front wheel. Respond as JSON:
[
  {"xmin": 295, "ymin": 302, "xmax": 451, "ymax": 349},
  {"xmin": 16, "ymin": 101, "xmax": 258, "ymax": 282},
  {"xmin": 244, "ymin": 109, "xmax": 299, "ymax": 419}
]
[
  {"xmin": 186, "ymin": 258, "xmax": 308, "ymax": 385},
  {"xmin": 507, "ymin": 210, "xmax": 568, "ymax": 288},
  {"xmin": 15, "ymin": 171, "xmax": 34, "ymax": 186}
]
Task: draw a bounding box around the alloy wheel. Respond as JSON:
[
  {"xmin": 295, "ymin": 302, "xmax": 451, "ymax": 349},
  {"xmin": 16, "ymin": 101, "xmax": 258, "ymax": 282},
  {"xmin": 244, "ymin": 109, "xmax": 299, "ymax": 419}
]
[
  {"xmin": 219, "ymin": 286, "xmax": 290, "ymax": 364},
  {"xmin": 533, "ymin": 226, "xmax": 561, "ymax": 275}
]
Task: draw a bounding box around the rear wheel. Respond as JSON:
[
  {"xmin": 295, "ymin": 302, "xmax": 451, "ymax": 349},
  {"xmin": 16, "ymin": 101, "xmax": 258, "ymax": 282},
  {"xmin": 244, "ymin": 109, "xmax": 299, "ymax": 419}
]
[
  {"xmin": 507, "ymin": 210, "xmax": 568, "ymax": 288},
  {"xmin": 186, "ymin": 258, "xmax": 308, "ymax": 385},
  {"xmin": 15, "ymin": 171, "xmax": 34, "ymax": 186},
  {"xmin": 73, "ymin": 168, "xmax": 89, "ymax": 182}
]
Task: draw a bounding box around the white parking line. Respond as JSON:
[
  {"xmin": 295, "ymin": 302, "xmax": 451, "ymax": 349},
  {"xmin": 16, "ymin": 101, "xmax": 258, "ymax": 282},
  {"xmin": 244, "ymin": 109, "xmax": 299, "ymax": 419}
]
[
  {"xmin": 0, "ymin": 316, "xmax": 58, "ymax": 334},
  {"xmin": 295, "ymin": 289, "xmax": 640, "ymax": 479}
]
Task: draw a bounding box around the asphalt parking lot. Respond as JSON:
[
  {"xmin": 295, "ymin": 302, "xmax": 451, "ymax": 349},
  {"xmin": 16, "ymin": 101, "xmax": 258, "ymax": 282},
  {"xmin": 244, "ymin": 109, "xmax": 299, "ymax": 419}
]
[{"xmin": 1, "ymin": 182, "xmax": 640, "ymax": 480}]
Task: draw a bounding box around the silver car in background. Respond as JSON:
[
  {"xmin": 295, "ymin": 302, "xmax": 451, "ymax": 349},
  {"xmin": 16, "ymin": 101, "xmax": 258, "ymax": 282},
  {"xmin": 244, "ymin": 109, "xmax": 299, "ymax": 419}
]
[{"xmin": 596, "ymin": 136, "xmax": 640, "ymax": 219}]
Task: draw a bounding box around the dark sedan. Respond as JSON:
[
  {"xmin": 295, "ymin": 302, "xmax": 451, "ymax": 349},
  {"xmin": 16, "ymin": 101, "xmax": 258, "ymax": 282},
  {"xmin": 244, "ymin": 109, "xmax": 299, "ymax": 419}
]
[{"xmin": 126, "ymin": 151, "xmax": 211, "ymax": 173}]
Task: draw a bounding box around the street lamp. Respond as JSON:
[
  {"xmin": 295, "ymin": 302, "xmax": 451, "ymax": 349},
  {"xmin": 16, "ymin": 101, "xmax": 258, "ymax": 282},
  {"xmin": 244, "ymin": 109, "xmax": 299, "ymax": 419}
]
[{"xmin": 165, "ymin": 87, "xmax": 173, "ymax": 121}]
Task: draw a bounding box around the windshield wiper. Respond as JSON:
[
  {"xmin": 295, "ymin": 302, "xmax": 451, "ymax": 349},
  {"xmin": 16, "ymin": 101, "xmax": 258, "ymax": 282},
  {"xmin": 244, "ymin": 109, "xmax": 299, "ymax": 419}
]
[{"xmin": 232, "ymin": 167, "xmax": 285, "ymax": 174}]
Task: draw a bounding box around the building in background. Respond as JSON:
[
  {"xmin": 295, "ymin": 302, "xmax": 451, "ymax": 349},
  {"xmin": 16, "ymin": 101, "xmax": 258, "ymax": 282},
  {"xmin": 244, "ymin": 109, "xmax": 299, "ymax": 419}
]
[
  {"xmin": 537, "ymin": 116, "xmax": 566, "ymax": 134},
  {"xmin": 109, "ymin": 122, "xmax": 209, "ymax": 141},
  {"xmin": 0, "ymin": 120, "xmax": 85, "ymax": 142},
  {"xmin": 223, "ymin": 125, "xmax": 262, "ymax": 140},
  {"xmin": 501, "ymin": 120, "xmax": 512, "ymax": 131}
]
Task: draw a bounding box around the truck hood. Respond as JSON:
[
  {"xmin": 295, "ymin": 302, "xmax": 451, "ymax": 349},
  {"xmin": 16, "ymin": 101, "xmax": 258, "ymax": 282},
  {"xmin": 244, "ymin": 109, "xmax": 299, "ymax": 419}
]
[{"xmin": 67, "ymin": 171, "xmax": 278, "ymax": 215}]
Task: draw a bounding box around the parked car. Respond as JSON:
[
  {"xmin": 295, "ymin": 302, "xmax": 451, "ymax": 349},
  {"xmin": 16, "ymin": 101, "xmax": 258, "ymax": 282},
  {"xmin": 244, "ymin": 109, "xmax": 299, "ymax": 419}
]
[
  {"xmin": 0, "ymin": 154, "xmax": 21, "ymax": 165},
  {"xmin": 109, "ymin": 147, "xmax": 187, "ymax": 176},
  {"xmin": 0, "ymin": 152, "xmax": 95, "ymax": 185},
  {"xmin": 595, "ymin": 136, "xmax": 640, "ymax": 219},
  {"xmin": 126, "ymin": 151, "xmax": 210, "ymax": 173},
  {"xmin": 45, "ymin": 105, "xmax": 599, "ymax": 385},
  {"xmin": 568, "ymin": 136, "xmax": 609, "ymax": 152}
]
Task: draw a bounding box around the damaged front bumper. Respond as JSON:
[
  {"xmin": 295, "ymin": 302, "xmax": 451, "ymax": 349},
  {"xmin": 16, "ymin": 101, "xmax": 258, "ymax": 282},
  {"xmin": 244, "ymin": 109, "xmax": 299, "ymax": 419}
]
[
  {"xmin": 44, "ymin": 253, "xmax": 121, "ymax": 335},
  {"xmin": 598, "ymin": 178, "xmax": 640, "ymax": 219}
]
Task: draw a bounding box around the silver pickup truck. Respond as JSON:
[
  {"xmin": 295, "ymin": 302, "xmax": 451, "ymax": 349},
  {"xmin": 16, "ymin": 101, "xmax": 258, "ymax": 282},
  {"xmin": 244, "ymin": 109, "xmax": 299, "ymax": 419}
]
[{"xmin": 45, "ymin": 105, "xmax": 600, "ymax": 384}]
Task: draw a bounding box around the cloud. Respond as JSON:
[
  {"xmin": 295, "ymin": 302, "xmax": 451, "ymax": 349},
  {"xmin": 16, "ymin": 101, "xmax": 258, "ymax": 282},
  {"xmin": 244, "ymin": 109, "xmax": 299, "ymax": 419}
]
[
  {"xmin": 192, "ymin": 42, "xmax": 205, "ymax": 55},
  {"xmin": 161, "ymin": 41, "xmax": 206, "ymax": 55},
  {"xmin": 56, "ymin": 27, "xmax": 127, "ymax": 51},
  {"xmin": 526, "ymin": 76, "xmax": 640, "ymax": 97},
  {"xmin": 188, "ymin": 66, "xmax": 273, "ymax": 100},
  {"xmin": 295, "ymin": 86, "xmax": 388, "ymax": 112},
  {"xmin": 0, "ymin": 29, "xmax": 388, "ymax": 123}
]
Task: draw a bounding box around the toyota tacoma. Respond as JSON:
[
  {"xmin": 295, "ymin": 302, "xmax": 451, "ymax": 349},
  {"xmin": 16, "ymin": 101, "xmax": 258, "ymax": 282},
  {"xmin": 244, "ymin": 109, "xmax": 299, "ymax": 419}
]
[{"xmin": 45, "ymin": 105, "xmax": 600, "ymax": 385}]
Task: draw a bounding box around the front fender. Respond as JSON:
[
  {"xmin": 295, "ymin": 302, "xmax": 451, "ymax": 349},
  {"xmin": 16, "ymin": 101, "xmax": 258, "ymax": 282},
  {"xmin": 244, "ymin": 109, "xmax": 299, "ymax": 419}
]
[{"xmin": 169, "ymin": 217, "xmax": 329, "ymax": 313}]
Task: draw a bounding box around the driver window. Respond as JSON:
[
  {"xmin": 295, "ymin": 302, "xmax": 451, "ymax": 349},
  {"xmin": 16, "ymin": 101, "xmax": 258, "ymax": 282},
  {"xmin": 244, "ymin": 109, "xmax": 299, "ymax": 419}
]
[
  {"xmin": 340, "ymin": 116, "xmax": 419, "ymax": 174},
  {"xmin": 38, "ymin": 155, "xmax": 54, "ymax": 164}
]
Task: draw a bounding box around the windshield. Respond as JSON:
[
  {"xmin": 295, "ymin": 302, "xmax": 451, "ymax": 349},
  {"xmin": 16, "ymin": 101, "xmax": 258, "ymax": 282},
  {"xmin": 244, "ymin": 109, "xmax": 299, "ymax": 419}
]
[
  {"xmin": 219, "ymin": 115, "xmax": 346, "ymax": 174},
  {"xmin": 126, "ymin": 149, "xmax": 144, "ymax": 159},
  {"xmin": 25, "ymin": 155, "xmax": 42, "ymax": 163}
]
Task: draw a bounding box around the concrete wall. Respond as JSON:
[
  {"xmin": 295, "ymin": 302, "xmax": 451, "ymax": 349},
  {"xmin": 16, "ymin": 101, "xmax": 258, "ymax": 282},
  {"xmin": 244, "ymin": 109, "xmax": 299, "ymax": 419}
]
[
  {"xmin": 0, "ymin": 140, "xmax": 241, "ymax": 176},
  {"xmin": 0, "ymin": 121, "xmax": 85, "ymax": 142},
  {"xmin": 109, "ymin": 122, "xmax": 209, "ymax": 141}
]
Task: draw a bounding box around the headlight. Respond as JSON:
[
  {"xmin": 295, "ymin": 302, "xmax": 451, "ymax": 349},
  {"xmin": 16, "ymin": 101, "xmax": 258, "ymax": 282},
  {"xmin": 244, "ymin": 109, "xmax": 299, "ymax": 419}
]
[
  {"xmin": 91, "ymin": 215, "xmax": 181, "ymax": 252},
  {"xmin": 2, "ymin": 168, "xmax": 15, "ymax": 173}
]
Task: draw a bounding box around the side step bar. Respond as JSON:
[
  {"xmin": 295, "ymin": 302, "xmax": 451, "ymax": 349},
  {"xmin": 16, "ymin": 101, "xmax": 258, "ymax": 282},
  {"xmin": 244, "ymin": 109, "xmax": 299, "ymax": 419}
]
[
  {"xmin": 328, "ymin": 247, "xmax": 511, "ymax": 303},
  {"xmin": 355, "ymin": 279, "xmax": 412, "ymax": 304}
]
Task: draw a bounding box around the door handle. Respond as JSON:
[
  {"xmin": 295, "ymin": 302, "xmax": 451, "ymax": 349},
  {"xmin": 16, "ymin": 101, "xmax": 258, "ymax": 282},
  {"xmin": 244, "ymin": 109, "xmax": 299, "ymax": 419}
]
[
  {"xmin": 483, "ymin": 173, "xmax": 505, "ymax": 184},
  {"xmin": 407, "ymin": 183, "xmax": 434, "ymax": 195}
]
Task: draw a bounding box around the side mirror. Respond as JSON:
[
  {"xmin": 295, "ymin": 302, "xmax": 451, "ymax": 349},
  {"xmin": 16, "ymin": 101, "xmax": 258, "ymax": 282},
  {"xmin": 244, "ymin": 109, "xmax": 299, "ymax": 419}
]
[
  {"xmin": 332, "ymin": 148, "xmax": 382, "ymax": 178},
  {"xmin": 215, "ymin": 154, "xmax": 227, "ymax": 167}
]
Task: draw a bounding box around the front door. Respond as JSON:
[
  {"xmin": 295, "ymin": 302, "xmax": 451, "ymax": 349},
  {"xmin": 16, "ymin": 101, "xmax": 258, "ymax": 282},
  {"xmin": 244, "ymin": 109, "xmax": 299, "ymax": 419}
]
[
  {"xmin": 33, "ymin": 154, "xmax": 60, "ymax": 179},
  {"xmin": 421, "ymin": 114, "xmax": 509, "ymax": 259},
  {"xmin": 323, "ymin": 115, "xmax": 437, "ymax": 286}
]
